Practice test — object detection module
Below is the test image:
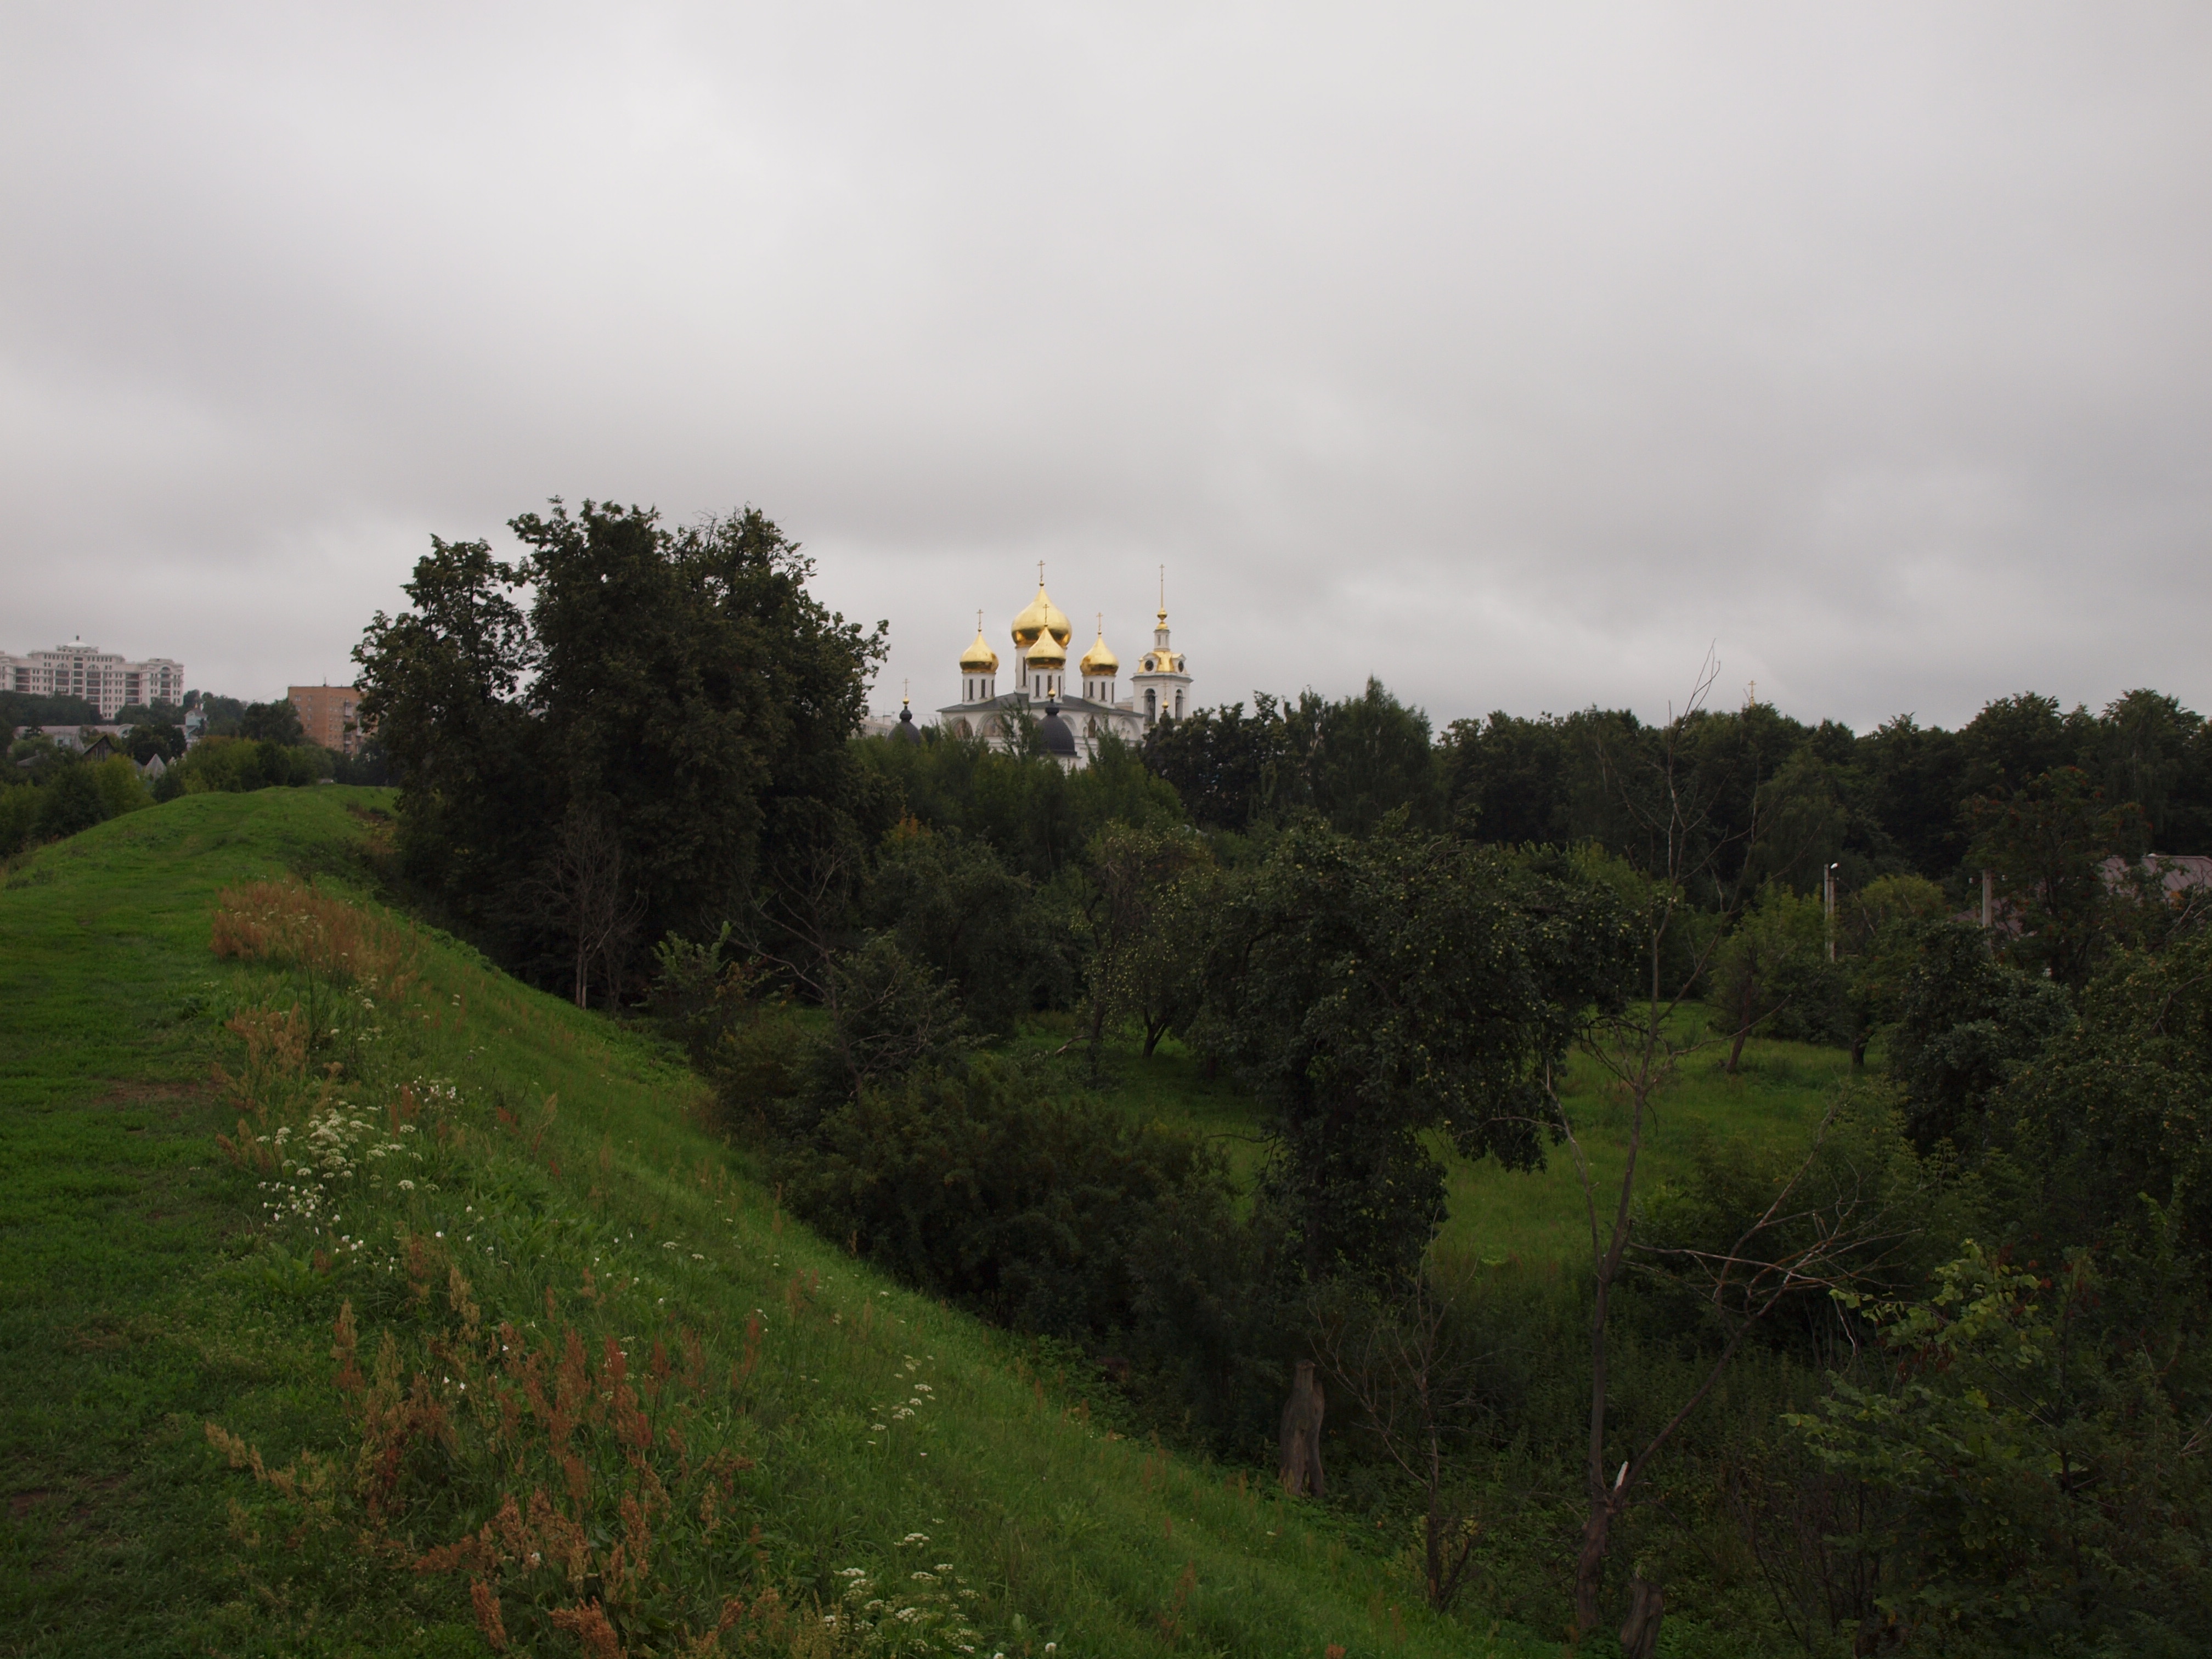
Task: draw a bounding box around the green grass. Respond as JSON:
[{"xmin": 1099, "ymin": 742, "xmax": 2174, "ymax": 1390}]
[
  {"xmin": 1017, "ymin": 1011, "xmax": 1853, "ymax": 1275},
  {"xmin": 0, "ymin": 789, "xmax": 1566, "ymax": 1658},
  {"xmin": 1437, "ymin": 1030, "xmax": 1854, "ymax": 1271},
  {"xmin": 1003, "ymin": 1025, "xmax": 1272, "ymax": 1188}
]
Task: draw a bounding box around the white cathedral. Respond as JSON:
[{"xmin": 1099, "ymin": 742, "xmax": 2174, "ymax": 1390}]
[{"xmin": 922, "ymin": 571, "xmax": 1192, "ymax": 767}]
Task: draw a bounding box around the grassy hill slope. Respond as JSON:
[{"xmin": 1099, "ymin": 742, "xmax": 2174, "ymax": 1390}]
[{"xmin": 1, "ymin": 789, "xmax": 1553, "ymax": 1659}]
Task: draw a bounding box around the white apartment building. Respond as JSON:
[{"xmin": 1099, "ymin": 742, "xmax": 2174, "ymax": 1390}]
[{"xmin": 2, "ymin": 639, "xmax": 185, "ymax": 720}]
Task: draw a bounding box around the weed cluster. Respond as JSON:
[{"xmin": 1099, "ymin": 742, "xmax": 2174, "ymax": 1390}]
[{"xmin": 198, "ymin": 878, "xmax": 1020, "ymax": 1657}]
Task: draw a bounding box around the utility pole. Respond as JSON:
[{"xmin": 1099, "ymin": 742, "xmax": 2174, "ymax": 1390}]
[
  {"xmin": 1980, "ymin": 870, "xmax": 1993, "ymax": 930},
  {"xmin": 1824, "ymin": 863, "xmax": 1839, "ymax": 962}
]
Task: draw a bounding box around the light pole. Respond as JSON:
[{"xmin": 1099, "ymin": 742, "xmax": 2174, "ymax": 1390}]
[{"xmin": 1824, "ymin": 862, "xmax": 1840, "ymax": 961}]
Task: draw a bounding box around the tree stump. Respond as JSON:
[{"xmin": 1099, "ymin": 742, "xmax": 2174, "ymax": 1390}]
[
  {"xmin": 1620, "ymin": 1577, "xmax": 1664, "ymax": 1659},
  {"xmin": 1277, "ymin": 1359, "xmax": 1326, "ymax": 1498}
]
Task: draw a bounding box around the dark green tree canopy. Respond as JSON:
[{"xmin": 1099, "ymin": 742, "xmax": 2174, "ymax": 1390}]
[
  {"xmin": 1887, "ymin": 921, "xmax": 2069, "ymax": 1154},
  {"xmin": 355, "ymin": 499, "xmax": 885, "ymax": 995},
  {"xmin": 1967, "ymin": 765, "xmax": 2146, "ymax": 986},
  {"xmin": 862, "ymin": 820, "xmax": 1064, "ymax": 1035},
  {"xmin": 1999, "ymin": 927, "xmax": 2212, "ymax": 1262},
  {"xmin": 237, "ymin": 699, "xmax": 306, "ymax": 746},
  {"xmin": 1201, "ymin": 821, "xmax": 1634, "ymax": 1279},
  {"xmin": 856, "ymin": 724, "xmax": 1180, "ymax": 882},
  {"xmin": 1141, "ymin": 681, "xmax": 1440, "ymax": 836}
]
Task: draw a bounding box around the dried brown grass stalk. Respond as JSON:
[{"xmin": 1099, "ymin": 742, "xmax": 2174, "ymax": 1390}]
[
  {"xmin": 274, "ymin": 1266, "xmax": 762, "ymax": 1653},
  {"xmin": 549, "ymin": 1599, "xmax": 625, "ymax": 1658},
  {"xmin": 211, "ymin": 877, "xmax": 416, "ymax": 992},
  {"xmin": 210, "ymin": 1003, "xmax": 309, "ymax": 1127},
  {"xmin": 470, "ymin": 1578, "xmax": 510, "ymax": 1650}
]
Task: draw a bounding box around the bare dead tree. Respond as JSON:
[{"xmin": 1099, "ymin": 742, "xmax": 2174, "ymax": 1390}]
[
  {"xmin": 1722, "ymin": 1451, "xmax": 1891, "ymax": 1654},
  {"xmin": 533, "ymin": 802, "xmax": 645, "ymax": 1009},
  {"xmin": 1313, "ymin": 1265, "xmax": 1489, "ymax": 1613},
  {"xmin": 733, "ymin": 837, "xmax": 860, "ymax": 1007},
  {"xmin": 1277, "ymin": 1358, "xmax": 1327, "ymax": 1499},
  {"xmin": 1556, "ymin": 651, "xmax": 1804, "ymax": 1635}
]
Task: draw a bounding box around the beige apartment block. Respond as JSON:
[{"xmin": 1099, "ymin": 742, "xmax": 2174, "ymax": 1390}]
[{"xmin": 289, "ymin": 684, "xmax": 365, "ymax": 755}]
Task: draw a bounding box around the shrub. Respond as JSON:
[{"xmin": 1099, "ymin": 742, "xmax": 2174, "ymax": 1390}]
[
  {"xmin": 863, "ymin": 822, "xmax": 1062, "ymax": 1034},
  {"xmin": 1791, "ymin": 1245, "xmax": 2212, "ymax": 1650},
  {"xmin": 784, "ymin": 1053, "xmax": 1228, "ymax": 1340},
  {"xmin": 174, "ymin": 735, "xmax": 325, "ymax": 793},
  {"xmin": 89, "ymin": 753, "xmax": 151, "ymax": 819},
  {"xmin": 0, "ymin": 783, "xmax": 38, "ymax": 857},
  {"xmin": 34, "ymin": 760, "xmax": 109, "ymax": 839},
  {"xmin": 1708, "ymin": 884, "xmax": 1849, "ymax": 1062},
  {"xmin": 1887, "ymin": 921, "xmax": 2067, "ymax": 1153},
  {"xmin": 799, "ymin": 936, "xmax": 972, "ymax": 1120},
  {"xmin": 1998, "ymin": 924, "xmax": 2212, "ymax": 1260},
  {"xmin": 646, "ymin": 928, "xmax": 812, "ymax": 1131}
]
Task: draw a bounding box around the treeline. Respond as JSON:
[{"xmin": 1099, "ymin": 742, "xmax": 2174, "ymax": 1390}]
[
  {"xmin": 1148, "ymin": 678, "xmax": 2212, "ymax": 893},
  {"xmin": 360, "ymin": 505, "xmax": 2212, "ymax": 1653}
]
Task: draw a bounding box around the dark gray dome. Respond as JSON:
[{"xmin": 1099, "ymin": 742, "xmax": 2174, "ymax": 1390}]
[
  {"xmin": 1037, "ymin": 702, "xmax": 1077, "ymax": 757},
  {"xmin": 894, "ymin": 703, "xmax": 922, "ymax": 744}
]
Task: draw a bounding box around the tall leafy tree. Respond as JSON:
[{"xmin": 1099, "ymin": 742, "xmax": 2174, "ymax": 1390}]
[
  {"xmin": 1307, "ymin": 679, "xmax": 1443, "ymax": 835},
  {"xmin": 354, "ymin": 535, "xmax": 544, "ymax": 945},
  {"xmin": 1708, "ymin": 884, "xmax": 1846, "ymax": 1071},
  {"xmin": 357, "ymin": 500, "xmax": 885, "ymax": 995},
  {"xmin": 237, "ymin": 699, "xmax": 306, "ymax": 746},
  {"xmin": 1887, "ymin": 921, "xmax": 2069, "ymax": 1153},
  {"xmin": 1440, "ymin": 710, "xmax": 1574, "ymax": 844},
  {"xmin": 864, "ymin": 820, "xmax": 1060, "ymax": 1034},
  {"xmin": 1076, "ymin": 822, "xmax": 1210, "ymax": 1078},
  {"xmin": 1201, "ymin": 819, "xmax": 1630, "ymax": 1282},
  {"xmin": 1968, "ymin": 765, "xmax": 2146, "ymax": 986},
  {"xmin": 1139, "ymin": 700, "xmax": 1275, "ymax": 830},
  {"xmin": 2091, "ymin": 689, "xmax": 2203, "ymax": 855},
  {"xmin": 1957, "ymin": 691, "xmax": 2086, "ymax": 799},
  {"xmin": 1858, "ymin": 714, "xmax": 1968, "ymax": 879}
]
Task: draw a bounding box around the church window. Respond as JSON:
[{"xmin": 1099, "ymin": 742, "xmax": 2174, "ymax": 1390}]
[{"xmin": 1144, "ymin": 688, "xmax": 1157, "ymax": 719}]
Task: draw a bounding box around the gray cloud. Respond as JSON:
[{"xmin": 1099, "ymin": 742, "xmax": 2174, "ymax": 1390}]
[{"xmin": 4, "ymin": 3, "xmax": 2208, "ymax": 731}]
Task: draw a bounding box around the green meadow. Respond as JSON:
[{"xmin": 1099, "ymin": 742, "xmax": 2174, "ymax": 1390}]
[
  {"xmin": 3, "ymin": 788, "xmax": 1589, "ymax": 1658},
  {"xmin": 1014, "ymin": 1017, "xmax": 1850, "ymax": 1272}
]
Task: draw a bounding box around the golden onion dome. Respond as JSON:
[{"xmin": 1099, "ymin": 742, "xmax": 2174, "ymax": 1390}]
[
  {"xmin": 958, "ymin": 627, "xmax": 999, "ymax": 673},
  {"xmin": 1024, "ymin": 627, "xmax": 1067, "ymax": 667},
  {"xmin": 1079, "ymin": 624, "xmax": 1119, "ymax": 677},
  {"xmin": 1011, "ymin": 584, "xmax": 1073, "ymax": 650}
]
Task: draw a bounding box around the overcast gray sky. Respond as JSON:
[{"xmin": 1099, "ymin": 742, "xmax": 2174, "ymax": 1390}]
[{"xmin": 5, "ymin": 3, "xmax": 2208, "ymax": 732}]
